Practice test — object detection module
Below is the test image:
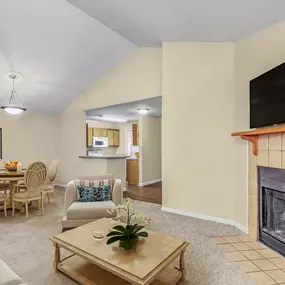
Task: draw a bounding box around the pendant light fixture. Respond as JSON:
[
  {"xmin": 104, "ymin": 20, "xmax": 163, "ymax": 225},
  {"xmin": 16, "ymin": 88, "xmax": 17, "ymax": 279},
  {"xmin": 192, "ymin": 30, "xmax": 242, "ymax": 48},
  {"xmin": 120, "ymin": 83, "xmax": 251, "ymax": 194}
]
[{"xmin": 1, "ymin": 73, "xmax": 27, "ymax": 115}]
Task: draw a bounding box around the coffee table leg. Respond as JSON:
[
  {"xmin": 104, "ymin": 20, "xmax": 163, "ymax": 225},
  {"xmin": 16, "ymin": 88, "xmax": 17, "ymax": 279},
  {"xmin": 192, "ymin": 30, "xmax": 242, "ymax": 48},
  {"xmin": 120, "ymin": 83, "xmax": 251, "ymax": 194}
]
[
  {"xmin": 53, "ymin": 243, "xmax": 60, "ymax": 273},
  {"xmin": 179, "ymin": 249, "xmax": 186, "ymax": 281}
]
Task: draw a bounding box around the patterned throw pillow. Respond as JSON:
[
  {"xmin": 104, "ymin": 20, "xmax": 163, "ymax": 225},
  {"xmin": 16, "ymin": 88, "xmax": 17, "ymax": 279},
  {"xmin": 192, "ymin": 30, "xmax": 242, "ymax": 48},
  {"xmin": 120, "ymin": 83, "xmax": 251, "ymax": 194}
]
[
  {"xmin": 76, "ymin": 179, "xmax": 113, "ymax": 200},
  {"xmin": 77, "ymin": 185, "xmax": 111, "ymax": 202}
]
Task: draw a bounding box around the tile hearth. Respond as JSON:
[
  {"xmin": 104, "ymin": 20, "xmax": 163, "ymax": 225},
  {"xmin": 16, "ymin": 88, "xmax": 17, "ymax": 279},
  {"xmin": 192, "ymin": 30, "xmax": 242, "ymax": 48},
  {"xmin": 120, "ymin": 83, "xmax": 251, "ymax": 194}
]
[{"xmin": 211, "ymin": 235, "xmax": 285, "ymax": 285}]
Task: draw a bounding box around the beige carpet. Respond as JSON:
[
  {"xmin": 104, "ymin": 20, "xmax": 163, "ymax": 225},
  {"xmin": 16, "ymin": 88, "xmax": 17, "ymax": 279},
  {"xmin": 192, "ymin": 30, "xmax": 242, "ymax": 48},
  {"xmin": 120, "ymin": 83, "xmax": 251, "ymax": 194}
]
[{"xmin": 0, "ymin": 188, "xmax": 254, "ymax": 285}]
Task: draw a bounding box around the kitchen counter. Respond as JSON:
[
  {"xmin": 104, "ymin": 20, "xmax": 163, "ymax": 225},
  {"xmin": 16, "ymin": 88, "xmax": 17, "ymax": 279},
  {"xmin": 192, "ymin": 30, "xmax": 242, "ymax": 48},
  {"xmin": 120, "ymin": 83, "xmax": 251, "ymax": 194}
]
[
  {"xmin": 79, "ymin": 155, "xmax": 128, "ymax": 159},
  {"xmin": 78, "ymin": 155, "xmax": 127, "ymax": 189}
]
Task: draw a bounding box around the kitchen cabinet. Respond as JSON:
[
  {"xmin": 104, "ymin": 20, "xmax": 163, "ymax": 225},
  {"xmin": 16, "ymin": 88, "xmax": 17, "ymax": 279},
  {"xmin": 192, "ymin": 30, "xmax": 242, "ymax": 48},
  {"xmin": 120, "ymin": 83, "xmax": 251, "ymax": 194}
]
[
  {"xmin": 127, "ymin": 159, "xmax": 139, "ymax": 185},
  {"xmin": 86, "ymin": 126, "xmax": 120, "ymax": 147},
  {"xmin": 107, "ymin": 129, "xmax": 114, "ymax": 146},
  {"xmin": 93, "ymin": 128, "xmax": 101, "ymax": 137},
  {"xmin": 87, "ymin": 128, "xmax": 93, "ymax": 147},
  {"xmin": 132, "ymin": 124, "xmax": 139, "ymax": 146},
  {"xmin": 113, "ymin": 130, "xmax": 120, "ymax": 147},
  {"xmin": 100, "ymin": 128, "xmax": 107, "ymax": 137}
]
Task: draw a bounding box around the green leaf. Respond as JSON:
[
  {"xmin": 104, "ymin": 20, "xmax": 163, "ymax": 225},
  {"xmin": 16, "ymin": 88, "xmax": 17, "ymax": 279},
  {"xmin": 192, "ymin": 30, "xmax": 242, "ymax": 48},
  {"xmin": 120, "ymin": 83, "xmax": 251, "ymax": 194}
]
[
  {"xmin": 124, "ymin": 227, "xmax": 134, "ymax": 238},
  {"xmin": 120, "ymin": 238, "xmax": 137, "ymax": 250},
  {"xmin": 106, "ymin": 231, "xmax": 123, "ymax": 237},
  {"xmin": 133, "ymin": 225, "xmax": 145, "ymax": 234},
  {"xmin": 107, "ymin": 236, "xmax": 124, "ymax": 244},
  {"xmin": 112, "ymin": 225, "xmax": 126, "ymax": 233},
  {"xmin": 137, "ymin": 231, "xmax": 148, "ymax": 237}
]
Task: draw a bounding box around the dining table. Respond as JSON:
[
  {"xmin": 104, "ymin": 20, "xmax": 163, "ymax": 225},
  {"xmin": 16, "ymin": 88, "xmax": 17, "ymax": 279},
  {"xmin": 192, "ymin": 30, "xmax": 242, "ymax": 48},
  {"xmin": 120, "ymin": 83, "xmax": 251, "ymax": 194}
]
[{"xmin": 0, "ymin": 169, "xmax": 25, "ymax": 212}]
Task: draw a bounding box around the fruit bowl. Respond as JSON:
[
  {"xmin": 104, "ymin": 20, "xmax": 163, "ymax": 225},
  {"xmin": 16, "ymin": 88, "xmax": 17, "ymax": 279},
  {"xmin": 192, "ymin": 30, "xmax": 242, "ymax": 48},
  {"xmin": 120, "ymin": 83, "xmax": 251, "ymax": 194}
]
[
  {"xmin": 4, "ymin": 160, "xmax": 19, "ymax": 172},
  {"xmin": 4, "ymin": 165, "xmax": 17, "ymax": 172}
]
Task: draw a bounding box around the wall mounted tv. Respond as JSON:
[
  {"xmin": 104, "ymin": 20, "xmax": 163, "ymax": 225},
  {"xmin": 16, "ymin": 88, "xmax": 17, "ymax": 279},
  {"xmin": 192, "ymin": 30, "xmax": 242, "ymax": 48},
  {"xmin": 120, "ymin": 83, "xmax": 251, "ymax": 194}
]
[{"xmin": 250, "ymin": 62, "xmax": 285, "ymax": 128}]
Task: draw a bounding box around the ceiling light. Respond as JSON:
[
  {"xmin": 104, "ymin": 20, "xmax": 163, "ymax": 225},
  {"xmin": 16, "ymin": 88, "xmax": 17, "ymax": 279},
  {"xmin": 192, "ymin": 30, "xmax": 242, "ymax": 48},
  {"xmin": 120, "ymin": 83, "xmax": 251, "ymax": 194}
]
[
  {"xmin": 1, "ymin": 73, "xmax": 27, "ymax": 115},
  {"xmin": 137, "ymin": 108, "xmax": 149, "ymax": 115},
  {"xmin": 89, "ymin": 115, "xmax": 127, "ymax": 123},
  {"xmin": 101, "ymin": 116, "xmax": 127, "ymax": 123}
]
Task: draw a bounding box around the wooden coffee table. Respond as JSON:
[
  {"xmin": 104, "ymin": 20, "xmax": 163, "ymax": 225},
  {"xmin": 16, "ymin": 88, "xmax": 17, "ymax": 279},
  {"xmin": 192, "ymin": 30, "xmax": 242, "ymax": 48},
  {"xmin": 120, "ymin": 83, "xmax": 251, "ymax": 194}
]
[{"xmin": 50, "ymin": 218, "xmax": 189, "ymax": 285}]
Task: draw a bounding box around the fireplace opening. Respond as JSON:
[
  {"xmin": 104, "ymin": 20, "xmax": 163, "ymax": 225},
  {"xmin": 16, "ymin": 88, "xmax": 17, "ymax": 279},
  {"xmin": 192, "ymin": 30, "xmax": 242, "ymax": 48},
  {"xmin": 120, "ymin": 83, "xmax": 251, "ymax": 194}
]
[{"xmin": 259, "ymin": 167, "xmax": 285, "ymax": 256}]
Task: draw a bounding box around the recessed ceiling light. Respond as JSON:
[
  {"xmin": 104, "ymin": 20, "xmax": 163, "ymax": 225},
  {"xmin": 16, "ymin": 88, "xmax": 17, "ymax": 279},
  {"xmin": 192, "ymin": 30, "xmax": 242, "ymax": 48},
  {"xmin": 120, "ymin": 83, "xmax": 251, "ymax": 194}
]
[{"xmin": 137, "ymin": 108, "xmax": 149, "ymax": 115}]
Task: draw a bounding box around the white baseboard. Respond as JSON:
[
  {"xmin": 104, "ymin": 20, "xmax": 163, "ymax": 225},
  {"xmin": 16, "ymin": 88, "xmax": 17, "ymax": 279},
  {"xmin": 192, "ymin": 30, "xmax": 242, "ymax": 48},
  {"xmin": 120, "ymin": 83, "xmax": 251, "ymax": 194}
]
[
  {"xmin": 138, "ymin": 179, "xmax": 162, "ymax": 187},
  {"xmin": 161, "ymin": 206, "xmax": 248, "ymax": 234},
  {"xmin": 55, "ymin": 183, "xmax": 66, "ymax": 188}
]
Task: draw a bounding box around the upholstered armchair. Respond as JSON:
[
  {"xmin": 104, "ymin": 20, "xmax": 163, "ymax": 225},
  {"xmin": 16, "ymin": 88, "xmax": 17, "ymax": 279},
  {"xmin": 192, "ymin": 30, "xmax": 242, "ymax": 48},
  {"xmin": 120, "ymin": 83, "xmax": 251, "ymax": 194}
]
[{"xmin": 62, "ymin": 175, "xmax": 123, "ymax": 231}]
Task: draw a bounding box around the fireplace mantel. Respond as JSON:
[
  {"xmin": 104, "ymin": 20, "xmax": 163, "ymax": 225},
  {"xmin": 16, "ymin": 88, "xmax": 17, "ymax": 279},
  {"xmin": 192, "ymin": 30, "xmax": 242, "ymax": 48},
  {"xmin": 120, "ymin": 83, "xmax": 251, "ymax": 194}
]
[{"xmin": 232, "ymin": 125, "xmax": 285, "ymax": 155}]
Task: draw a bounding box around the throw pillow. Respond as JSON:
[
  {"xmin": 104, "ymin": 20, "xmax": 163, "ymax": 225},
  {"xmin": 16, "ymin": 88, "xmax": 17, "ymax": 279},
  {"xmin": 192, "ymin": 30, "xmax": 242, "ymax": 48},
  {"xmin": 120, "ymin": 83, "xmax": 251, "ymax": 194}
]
[
  {"xmin": 75, "ymin": 179, "xmax": 113, "ymax": 200},
  {"xmin": 77, "ymin": 185, "xmax": 111, "ymax": 202}
]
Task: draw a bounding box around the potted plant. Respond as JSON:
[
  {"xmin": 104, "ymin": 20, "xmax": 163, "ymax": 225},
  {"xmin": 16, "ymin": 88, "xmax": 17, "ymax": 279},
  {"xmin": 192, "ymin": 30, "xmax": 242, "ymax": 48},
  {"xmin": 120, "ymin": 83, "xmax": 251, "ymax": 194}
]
[{"xmin": 106, "ymin": 198, "xmax": 151, "ymax": 250}]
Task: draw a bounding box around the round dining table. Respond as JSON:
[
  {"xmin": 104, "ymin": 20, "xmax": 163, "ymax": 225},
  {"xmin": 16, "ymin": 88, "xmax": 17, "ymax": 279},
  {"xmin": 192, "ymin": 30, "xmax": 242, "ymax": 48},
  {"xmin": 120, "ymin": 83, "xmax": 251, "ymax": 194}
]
[{"xmin": 0, "ymin": 169, "xmax": 25, "ymax": 212}]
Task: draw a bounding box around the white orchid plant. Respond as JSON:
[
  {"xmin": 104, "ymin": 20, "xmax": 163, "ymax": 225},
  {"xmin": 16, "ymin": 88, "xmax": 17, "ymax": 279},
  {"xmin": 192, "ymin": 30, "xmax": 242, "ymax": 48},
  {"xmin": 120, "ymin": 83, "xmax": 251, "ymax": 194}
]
[
  {"xmin": 106, "ymin": 198, "xmax": 151, "ymax": 250},
  {"xmin": 107, "ymin": 198, "xmax": 151, "ymax": 225}
]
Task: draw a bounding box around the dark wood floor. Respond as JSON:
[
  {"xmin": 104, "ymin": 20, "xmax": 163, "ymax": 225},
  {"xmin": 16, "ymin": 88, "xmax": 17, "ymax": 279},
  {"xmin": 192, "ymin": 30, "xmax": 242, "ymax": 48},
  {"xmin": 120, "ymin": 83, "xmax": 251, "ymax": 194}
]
[{"xmin": 123, "ymin": 182, "xmax": 162, "ymax": 204}]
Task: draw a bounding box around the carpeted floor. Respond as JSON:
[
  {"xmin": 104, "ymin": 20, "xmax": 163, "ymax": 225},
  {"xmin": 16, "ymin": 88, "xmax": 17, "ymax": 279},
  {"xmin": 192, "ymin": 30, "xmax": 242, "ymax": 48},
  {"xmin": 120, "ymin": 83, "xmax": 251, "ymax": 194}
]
[{"xmin": 0, "ymin": 188, "xmax": 254, "ymax": 285}]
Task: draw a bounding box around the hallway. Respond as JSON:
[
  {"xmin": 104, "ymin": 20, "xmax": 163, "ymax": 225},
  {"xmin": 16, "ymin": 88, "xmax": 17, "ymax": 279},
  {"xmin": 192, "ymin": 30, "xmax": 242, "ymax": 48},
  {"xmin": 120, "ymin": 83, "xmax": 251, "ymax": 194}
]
[{"xmin": 124, "ymin": 182, "xmax": 162, "ymax": 204}]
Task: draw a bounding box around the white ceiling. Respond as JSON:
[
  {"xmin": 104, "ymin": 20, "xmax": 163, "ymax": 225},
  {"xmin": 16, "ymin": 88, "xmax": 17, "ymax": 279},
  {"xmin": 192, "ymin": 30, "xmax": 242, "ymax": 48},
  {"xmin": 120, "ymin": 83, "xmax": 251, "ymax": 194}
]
[
  {"xmin": 1, "ymin": 1, "xmax": 285, "ymax": 113},
  {"xmin": 67, "ymin": 0, "xmax": 285, "ymax": 46},
  {"xmin": 86, "ymin": 97, "xmax": 162, "ymax": 122},
  {"xmin": 0, "ymin": 0, "xmax": 135, "ymax": 113}
]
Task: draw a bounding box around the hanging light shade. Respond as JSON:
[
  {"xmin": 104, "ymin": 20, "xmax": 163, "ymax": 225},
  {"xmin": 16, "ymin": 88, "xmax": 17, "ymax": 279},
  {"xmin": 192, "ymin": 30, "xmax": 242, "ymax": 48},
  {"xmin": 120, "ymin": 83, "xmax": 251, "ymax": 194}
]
[{"xmin": 1, "ymin": 74, "xmax": 27, "ymax": 115}]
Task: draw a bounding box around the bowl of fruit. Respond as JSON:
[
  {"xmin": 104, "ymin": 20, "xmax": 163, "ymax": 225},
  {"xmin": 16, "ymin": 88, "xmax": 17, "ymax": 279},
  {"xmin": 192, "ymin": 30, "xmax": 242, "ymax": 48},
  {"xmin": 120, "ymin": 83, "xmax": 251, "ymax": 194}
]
[{"xmin": 4, "ymin": 160, "xmax": 19, "ymax": 172}]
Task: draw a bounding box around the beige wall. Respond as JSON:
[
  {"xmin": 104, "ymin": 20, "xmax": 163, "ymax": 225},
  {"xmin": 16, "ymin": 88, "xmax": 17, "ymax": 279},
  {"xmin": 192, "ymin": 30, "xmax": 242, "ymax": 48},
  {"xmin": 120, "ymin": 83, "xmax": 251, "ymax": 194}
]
[
  {"xmin": 56, "ymin": 48, "xmax": 162, "ymax": 184},
  {"xmin": 115, "ymin": 122, "xmax": 137, "ymax": 155},
  {"xmin": 86, "ymin": 119, "xmax": 116, "ymax": 129},
  {"xmin": 55, "ymin": 22, "xmax": 285, "ymax": 229},
  {"xmin": 233, "ymin": 20, "xmax": 285, "ymax": 228},
  {"xmin": 0, "ymin": 111, "xmax": 56, "ymax": 167},
  {"xmin": 162, "ymin": 42, "xmax": 236, "ymax": 221},
  {"xmin": 139, "ymin": 115, "xmax": 161, "ymax": 184}
]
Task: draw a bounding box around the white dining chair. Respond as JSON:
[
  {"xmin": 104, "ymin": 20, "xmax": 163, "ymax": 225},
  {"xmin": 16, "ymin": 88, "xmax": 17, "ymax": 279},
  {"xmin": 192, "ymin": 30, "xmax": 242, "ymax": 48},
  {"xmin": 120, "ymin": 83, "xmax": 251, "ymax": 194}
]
[
  {"xmin": 0, "ymin": 193, "xmax": 7, "ymax": 217},
  {"xmin": 0, "ymin": 159, "xmax": 10, "ymax": 195},
  {"xmin": 12, "ymin": 160, "xmax": 47, "ymax": 219},
  {"xmin": 42, "ymin": 158, "xmax": 59, "ymax": 203}
]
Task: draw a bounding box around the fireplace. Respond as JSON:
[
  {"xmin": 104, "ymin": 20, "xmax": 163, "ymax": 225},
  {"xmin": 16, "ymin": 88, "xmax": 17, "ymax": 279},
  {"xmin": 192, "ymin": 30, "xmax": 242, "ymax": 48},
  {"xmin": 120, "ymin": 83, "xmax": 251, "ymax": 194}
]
[{"xmin": 259, "ymin": 166, "xmax": 285, "ymax": 256}]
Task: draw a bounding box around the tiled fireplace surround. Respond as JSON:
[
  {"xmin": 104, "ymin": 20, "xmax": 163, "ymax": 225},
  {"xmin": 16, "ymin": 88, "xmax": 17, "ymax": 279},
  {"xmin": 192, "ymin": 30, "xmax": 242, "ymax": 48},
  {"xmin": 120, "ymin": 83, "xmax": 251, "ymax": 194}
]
[{"xmin": 249, "ymin": 133, "xmax": 285, "ymax": 240}]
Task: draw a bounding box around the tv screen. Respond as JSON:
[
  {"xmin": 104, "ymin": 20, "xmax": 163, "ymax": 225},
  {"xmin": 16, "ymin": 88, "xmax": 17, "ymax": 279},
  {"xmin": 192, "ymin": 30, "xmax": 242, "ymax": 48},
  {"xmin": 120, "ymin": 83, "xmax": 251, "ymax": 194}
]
[{"xmin": 250, "ymin": 62, "xmax": 285, "ymax": 128}]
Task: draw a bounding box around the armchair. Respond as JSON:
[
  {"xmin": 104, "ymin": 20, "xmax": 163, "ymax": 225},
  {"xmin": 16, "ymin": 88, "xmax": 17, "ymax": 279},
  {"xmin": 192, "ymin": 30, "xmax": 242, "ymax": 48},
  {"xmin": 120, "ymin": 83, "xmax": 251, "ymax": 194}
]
[{"xmin": 62, "ymin": 175, "xmax": 123, "ymax": 231}]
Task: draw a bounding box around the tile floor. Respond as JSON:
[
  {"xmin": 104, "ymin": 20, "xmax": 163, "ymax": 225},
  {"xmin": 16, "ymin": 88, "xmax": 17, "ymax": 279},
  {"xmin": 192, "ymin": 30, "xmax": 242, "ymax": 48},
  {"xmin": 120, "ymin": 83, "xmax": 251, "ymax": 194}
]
[{"xmin": 211, "ymin": 235, "xmax": 285, "ymax": 285}]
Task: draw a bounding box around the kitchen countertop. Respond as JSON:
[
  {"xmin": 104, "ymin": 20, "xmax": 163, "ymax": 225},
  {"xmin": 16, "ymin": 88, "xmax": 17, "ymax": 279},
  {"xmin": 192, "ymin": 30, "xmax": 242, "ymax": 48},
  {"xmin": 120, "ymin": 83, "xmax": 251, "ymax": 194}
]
[{"xmin": 79, "ymin": 155, "xmax": 129, "ymax": 159}]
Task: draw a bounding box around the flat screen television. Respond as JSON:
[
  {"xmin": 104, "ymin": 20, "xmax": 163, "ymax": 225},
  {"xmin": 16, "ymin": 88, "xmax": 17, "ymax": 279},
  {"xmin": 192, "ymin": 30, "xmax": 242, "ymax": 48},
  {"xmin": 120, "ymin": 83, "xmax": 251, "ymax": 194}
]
[{"xmin": 250, "ymin": 62, "xmax": 285, "ymax": 128}]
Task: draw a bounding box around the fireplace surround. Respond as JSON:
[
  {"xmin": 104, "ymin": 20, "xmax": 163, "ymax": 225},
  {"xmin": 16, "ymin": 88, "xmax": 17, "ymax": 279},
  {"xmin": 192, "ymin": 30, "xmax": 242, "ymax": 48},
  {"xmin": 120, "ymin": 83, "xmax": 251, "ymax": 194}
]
[{"xmin": 259, "ymin": 166, "xmax": 285, "ymax": 256}]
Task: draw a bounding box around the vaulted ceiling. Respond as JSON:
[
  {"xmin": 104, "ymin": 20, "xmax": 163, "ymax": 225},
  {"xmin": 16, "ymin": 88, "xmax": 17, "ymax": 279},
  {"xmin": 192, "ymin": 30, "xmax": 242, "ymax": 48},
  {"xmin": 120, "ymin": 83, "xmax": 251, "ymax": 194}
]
[
  {"xmin": 0, "ymin": 0, "xmax": 135, "ymax": 113},
  {"xmin": 1, "ymin": 0, "xmax": 285, "ymax": 113},
  {"xmin": 67, "ymin": 0, "xmax": 285, "ymax": 46}
]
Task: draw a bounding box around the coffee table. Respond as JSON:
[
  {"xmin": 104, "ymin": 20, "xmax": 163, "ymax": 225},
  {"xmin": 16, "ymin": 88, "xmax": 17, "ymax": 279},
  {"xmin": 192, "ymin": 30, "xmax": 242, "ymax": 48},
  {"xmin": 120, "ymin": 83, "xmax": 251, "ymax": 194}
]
[{"xmin": 50, "ymin": 218, "xmax": 189, "ymax": 285}]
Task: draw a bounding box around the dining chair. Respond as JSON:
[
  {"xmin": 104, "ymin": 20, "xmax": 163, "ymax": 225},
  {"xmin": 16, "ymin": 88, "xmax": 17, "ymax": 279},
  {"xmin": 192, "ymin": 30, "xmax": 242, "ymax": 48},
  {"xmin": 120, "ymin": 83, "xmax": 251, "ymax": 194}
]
[
  {"xmin": 0, "ymin": 193, "xmax": 7, "ymax": 217},
  {"xmin": 12, "ymin": 160, "xmax": 47, "ymax": 219},
  {"xmin": 42, "ymin": 158, "xmax": 59, "ymax": 203},
  {"xmin": 0, "ymin": 159, "xmax": 10, "ymax": 195}
]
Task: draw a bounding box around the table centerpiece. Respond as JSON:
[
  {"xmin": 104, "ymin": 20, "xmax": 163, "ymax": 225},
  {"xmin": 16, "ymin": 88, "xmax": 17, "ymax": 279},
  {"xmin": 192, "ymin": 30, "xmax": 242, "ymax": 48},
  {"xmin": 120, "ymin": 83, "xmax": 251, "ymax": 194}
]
[{"xmin": 106, "ymin": 198, "xmax": 151, "ymax": 250}]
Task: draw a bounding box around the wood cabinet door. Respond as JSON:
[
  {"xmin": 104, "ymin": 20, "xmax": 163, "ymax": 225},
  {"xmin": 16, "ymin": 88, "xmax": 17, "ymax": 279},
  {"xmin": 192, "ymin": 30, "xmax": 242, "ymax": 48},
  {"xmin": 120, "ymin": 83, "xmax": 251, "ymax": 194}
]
[
  {"xmin": 87, "ymin": 128, "xmax": 93, "ymax": 147},
  {"xmin": 132, "ymin": 124, "xmax": 138, "ymax": 146},
  {"xmin": 100, "ymin": 128, "xmax": 107, "ymax": 137},
  {"xmin": 108, "ymin": 129, "xmax": 114, "ymax": 146},
  {"xmin": 127, "ymin": 160, "xmax": 139, "ymax": 185},
  {"xmin": 93, "ymin": 128, "xmax": 100, "ymax": 137},
  {"xmin": 113, "ymin": 130, "xmax": 120, "ymax": 146}
]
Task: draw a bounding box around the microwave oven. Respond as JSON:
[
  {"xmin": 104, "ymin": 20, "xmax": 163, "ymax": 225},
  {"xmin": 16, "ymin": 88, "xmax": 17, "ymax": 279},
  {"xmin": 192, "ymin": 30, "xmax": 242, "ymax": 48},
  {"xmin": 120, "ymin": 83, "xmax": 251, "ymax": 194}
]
[{"xmin": 93, "ymin": 137, "xmax": 108, "ymax": 148}]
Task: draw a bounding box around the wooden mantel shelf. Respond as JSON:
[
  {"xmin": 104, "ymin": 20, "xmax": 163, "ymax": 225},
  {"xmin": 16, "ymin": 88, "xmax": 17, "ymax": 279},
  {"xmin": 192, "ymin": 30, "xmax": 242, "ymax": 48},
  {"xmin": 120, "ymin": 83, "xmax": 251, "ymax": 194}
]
[{"xmin": 232, "ymin": 125, "xmax": 285, "ymax": 156}]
